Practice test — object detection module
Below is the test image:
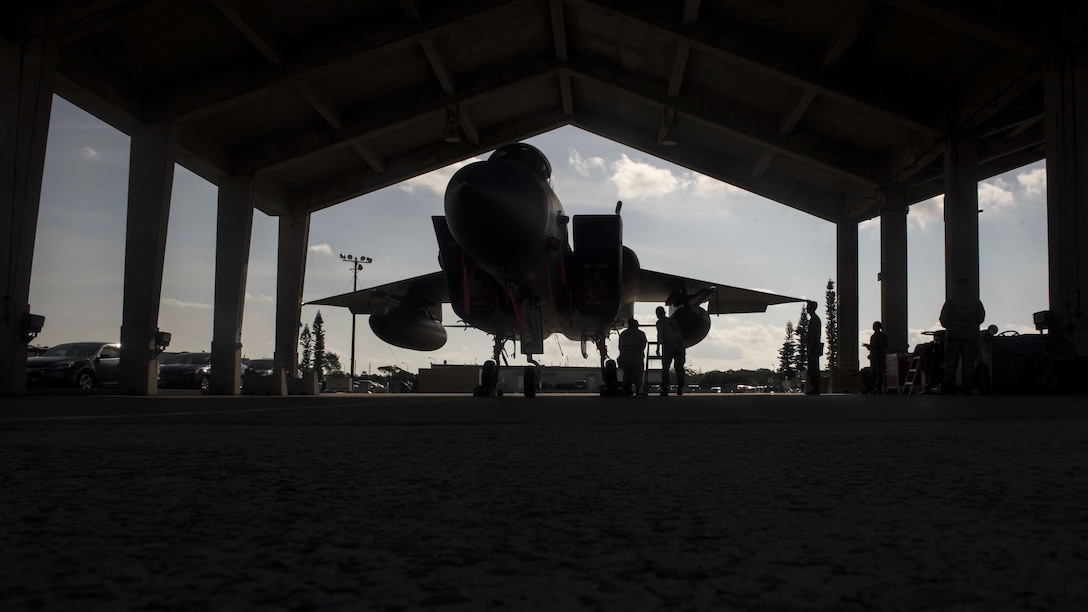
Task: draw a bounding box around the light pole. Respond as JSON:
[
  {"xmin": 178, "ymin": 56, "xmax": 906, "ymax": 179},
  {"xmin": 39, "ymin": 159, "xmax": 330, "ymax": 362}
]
[{"xmin": 339, "ymin": 253, "xmax": 372, "ymax": 379}]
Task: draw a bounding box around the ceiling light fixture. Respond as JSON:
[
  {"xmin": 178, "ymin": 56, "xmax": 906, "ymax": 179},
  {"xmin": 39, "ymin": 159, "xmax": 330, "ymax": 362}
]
[
  {"xmin": 443, "ymin": 106, "xmax": 463, "ymax": 143},
  {"xmin": 659, "ymin": 107, "xmax": 679, "ymax": 146}
]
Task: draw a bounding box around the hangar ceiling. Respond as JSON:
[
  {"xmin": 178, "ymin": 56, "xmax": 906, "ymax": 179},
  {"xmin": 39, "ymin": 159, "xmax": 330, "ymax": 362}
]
[{"xmin": 8, "ymin": 0, "xmax": 1086, "ymax": 223}]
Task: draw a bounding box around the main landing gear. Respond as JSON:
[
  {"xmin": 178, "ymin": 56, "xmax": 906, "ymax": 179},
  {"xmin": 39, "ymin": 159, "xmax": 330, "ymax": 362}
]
[
  {"xmin": 472, "ymin": 335, "xmax": 540, "ymax": 398},
  {"xmin": 594, "ymin": 335, "xmax": 620, "ymax": 396}
]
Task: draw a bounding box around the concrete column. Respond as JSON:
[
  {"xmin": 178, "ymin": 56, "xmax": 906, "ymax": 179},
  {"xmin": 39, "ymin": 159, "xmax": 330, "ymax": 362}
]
[
  {"xmin": 0, "ymin": 36, "xmax": 58, "ymax": 396},
  {"xmin": 1045, "ymin": 49, "xmax": 1088, "ymax": 356},
  {"xmin": 942, "ymin": 133, "xmax": 980, "ymax": 300},
  {"xmin": 880, "ymin": 185, "xmax": 909, "ymax": 354},
  {"xmin": 209, "ymin": 176, "xmax": 255, "ymax": 395},
  {"xmin": 274, "ymin": 213, "xmax": 310, "ymax": 395},
  {"xmin": 836, "ymin": 220, "xmax": 859, "ymax": 372},
  {"xmin": 119, "ymin": 124, "xmax": 177, "ymax": 395}
]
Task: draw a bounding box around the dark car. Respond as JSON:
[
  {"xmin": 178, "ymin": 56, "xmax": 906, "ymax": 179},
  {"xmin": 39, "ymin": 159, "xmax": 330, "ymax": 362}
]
[
  {"xmin": 244, "ymin": 358, "xmax": 275, "ymax": 377},
  {"xmin": 157, "ymin": 352, "xmax": 212, "ymax": 390},
  {"xmin": 27, "ymin": 342, "xmax": 121, "ymax": 390}
]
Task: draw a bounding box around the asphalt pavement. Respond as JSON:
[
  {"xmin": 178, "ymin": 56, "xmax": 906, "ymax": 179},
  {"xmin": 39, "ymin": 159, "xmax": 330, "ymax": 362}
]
[{"xmin": 2, "ymin": 392, "xmax": 1087, "ymax": 610}]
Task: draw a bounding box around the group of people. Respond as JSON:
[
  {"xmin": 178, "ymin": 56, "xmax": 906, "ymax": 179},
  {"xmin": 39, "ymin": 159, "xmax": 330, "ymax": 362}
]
[
  {"xmin": 865, "ymin": 278, "xmax": 986, "ymax": 395},
  {"xmin": 613, "ymin": 278, "xmax": 985, "ymax": 397},
  {"xmin": 616, "ymin": 306, "xmax": 686, "ymax": 396}
]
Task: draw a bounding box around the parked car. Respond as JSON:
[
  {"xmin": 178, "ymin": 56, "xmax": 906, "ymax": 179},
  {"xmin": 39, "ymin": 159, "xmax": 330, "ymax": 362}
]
[
  {"xmin": 245, "ymin": 358, "xmax": 275, "ymax": 377},
  {"xmin": 353, "ymin": 379, "xmax": 387, "ymax": 393},
  {"xmin": 157, "ymin": 352, "xmax": 212, "ymax": 390},
  {"xmin": 26, "ymin": 342, "xmax": 121, "ymax": 389}
]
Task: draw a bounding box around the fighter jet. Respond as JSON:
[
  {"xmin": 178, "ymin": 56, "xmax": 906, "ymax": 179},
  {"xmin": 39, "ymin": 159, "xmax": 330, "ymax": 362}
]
[{"xmin": 308, "ymin": 143, "xmax": 803, "ymax": 396}]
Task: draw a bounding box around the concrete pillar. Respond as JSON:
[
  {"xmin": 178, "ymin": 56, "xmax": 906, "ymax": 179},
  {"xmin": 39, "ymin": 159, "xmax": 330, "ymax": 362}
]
[
  {"xmin": 119, "ymin": 124, "xmax": 177, "ymax": 395},
  {"xmin": 880, "ymin": 185, "xmax": 909, "ymax": 354},
  {"xmin": 209, "ymin": 176, "xmax": 255, "ymax": 395},
  {"xmin": 0, "ymin": 35, "xmax": 58, "ymax": 395},
  {"xmin": 274, "ymin": 213, "xmax": 310, "ymax": 395},
  {"xmin": 1045, "ymin": 49, "xmax": 1088, "ymax": 356},
  {"xmin": 942, "ymin": 133, "xmax": 980, "ymax": 300},
  {"xmin": 836, "ymin": 220, "xmax": 859, "ymax": 372}
]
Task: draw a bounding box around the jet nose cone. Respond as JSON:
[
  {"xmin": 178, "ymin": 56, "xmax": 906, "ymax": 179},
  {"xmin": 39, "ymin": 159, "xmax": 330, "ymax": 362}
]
[{"xmin": 444, "ymin": 160, "xmax": 550, "ymax": 267}]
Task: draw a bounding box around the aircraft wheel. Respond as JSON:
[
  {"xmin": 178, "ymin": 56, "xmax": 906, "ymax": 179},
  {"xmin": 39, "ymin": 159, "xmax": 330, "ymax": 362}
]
[
  {"xmin": 524, "ymin": 366, "xmax": 537, "ymax": 398},
  {"xmin": 604, "ymin": 359, "xmax": 617, "ymax": 384},
  {"xmin": 481, "ymin": 360, "xmax": 497, "ymax": 389}
]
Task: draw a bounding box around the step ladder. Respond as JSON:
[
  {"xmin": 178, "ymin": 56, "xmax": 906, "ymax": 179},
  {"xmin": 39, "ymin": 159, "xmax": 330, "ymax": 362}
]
[
  {"xmin": 642, "ymin": 340, "xmax": 662, "ymax": 395},
  {"xmin": 900, "ymin": 356, "xmax": 922, "ymax": 395}
]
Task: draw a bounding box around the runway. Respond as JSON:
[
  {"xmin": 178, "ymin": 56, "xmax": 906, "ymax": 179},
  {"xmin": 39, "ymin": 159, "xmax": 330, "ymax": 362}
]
[{"xmin": 2, "ymin": 392, "xmax": 1086, "ymax": 610}]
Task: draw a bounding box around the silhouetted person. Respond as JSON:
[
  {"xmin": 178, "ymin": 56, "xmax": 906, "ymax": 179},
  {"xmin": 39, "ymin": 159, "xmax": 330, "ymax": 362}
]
[
  {"xmin": 863, "ymin": 321, "xmax": 889, "ymax": 394},
  {"xmin": 617, "ymin": 318, "xmax": 647, "ymax": 396},
  {"xmin": 805, "ymin": 301, "xmax": 822, "ymax": 395},
  {"xmin": 656, "ymin": 306, "xmax": 686, "ymax": 396},
  {"xmin": 939, "ymin": 278, "xmax": 985, "ymax": 394}
]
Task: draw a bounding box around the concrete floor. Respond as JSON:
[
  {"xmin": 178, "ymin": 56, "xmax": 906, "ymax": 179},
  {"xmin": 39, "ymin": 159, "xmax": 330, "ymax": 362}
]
[{"xmin": 2, "ymin": 392, "xmax": 1086, "ymax": 610}]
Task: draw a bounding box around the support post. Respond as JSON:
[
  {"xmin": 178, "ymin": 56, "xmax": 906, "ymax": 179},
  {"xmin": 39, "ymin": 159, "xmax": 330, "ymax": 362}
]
[
  {"xmin": 274, "ymin": 213, "xmax": 310, "ymax": 395},
  {"xmin": 881, "ymin": 185, "xmax": 909, "ymax": 354},
  {"xmin": 836, "ymin": 220, "xmax": 859, "ymax": 373},
  {"xmin": 1045, "ymin": 49, "xmax": 1088, "ymax": 357},
  {"xmin": 210, "ymin": 176, "xmax": 255, "ymax": 395},
  {"xmin": 942, "ymin": 133, "xmax": 980, "ymax": 301},
  {"xmin": 0, "ymin": 35, "xmax": 57, "ymax": 395},
  {"xmin": 119, "ymin": 124, "xmax": 177, "ymax": 395}
]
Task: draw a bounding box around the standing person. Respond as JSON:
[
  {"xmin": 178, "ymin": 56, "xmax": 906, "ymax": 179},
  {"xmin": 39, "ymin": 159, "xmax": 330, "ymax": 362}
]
[
  {"xmin": 617, "ymin": 318, "xmax": 647, "ymax": 396},
  {"xmin": 939, "ymin": 278, "xmax": 986, "ymax": 394},
  {"xmin": 805, "ymin": 301, "xmax": 823, "ymax": 395},
  {"xmin": 655, "ymin": 306, "xmax": 686, "ymax": 396},
  {"xmin": 863, "ymin": 321, "xmax": 889, "ymax": 394}
]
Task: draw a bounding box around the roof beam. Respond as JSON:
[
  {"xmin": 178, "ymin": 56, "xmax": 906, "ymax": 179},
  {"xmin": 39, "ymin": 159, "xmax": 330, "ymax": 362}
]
[
  {"xmin": 296, "ymin": 84, "xmax": 344, "ymax": 130},
  {"xmin": 666, "ymin": 42, "xmax": 690, "ymax": 99},
  {"xmin": 878, "ymin": 0, "xmax": 1046, "ymax": 59},
  {"xmin": 209, "ymin": 0, "xmax": 283, "ymax": 65},
  {"xmin": 822, "ymin": 0, "xmax": 876, "ymax": 69},
  {"xmin": 234, "ymin": 58, "xmax": 561, "ymax": 175},
  {"xmin": 571, "ymin": 0, "xmax": 944, "ymax": 140},
  {"xmin": 549, "ymin": 0, "xmax": 567, "ymax": 61},
  {"xmin": 351, "ymin": 142, "xmax": 386, "ymax": 174},
  {"xmin": 154, "ymin": 0, "xmax": 534, "ymax": 122},
  {"xmin": 289, "ymin": 110, "xmax": 571, "ymax": 213},
  {"xmin": 565, "ymin": 59, "xmax": 888, "ymax": 187},
  {"xmin": 572, "ymin": 112, "xmax": 844, "ymax": 223},
  {"xmin": 420, "ymin": 38, "xmax": 456, "ymax": 95}
]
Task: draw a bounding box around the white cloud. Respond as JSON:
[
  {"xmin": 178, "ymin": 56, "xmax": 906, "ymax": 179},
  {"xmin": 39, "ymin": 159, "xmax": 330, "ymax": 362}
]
[
  {"xmin": 609, "ymin": 154, "xmax": 681, "ymax": 200},
  {"xmin": 686, "ymin": 173, "xmax": 738, "ymax": 199},
  {"xmin": 80, "ymin": 146, "xmax": 99, "ymax": 160},
  {"xmin": 399, "ymin": 159, "xmax": 480, "ymax": 195},
  {"xmin": 909, "ymin": 196, "xmax": 943, "ymax": 231},
  {"xmin": 1017, "ymin": 167, "xmax": 1046, "ymax": 197},
  {"xmin": 162, "ymin": 297, "xmax": 212, "ymax": 310},
  {"xmin": 568, "ymin": 149, "xmax": 606, "ymax": 176},
  {"xmin": 309, "ymin": 243, "xmax": 332, "ymax": 256},
  {"xmin": 979, "ymin": 180, "xmax": 1015, "ymax": 212},
  {"xmin": 245, "ymin": 293, "xmax": 275, "ymax": 304}
]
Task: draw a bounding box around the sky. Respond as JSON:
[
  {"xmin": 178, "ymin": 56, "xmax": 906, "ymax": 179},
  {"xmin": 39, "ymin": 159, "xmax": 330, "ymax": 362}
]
[{"xmin": 29, "ymin": 95, "xmax": 1050, "ymax": 376}]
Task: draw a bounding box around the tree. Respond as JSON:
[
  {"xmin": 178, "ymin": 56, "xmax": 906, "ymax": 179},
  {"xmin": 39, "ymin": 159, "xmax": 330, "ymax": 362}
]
[
  {"xmin": 313, "ymin": 311, "xmax": 326, "ymax": 382},
  {"xmin": 324, "ymin": 351, "xmax": 343, "ymax": 375},
  {"xmin": 825, "ymin": 279, "xmax": 838, "ymax": 369},
  {"xmin": 795, "ymin": 305, "xmax": 809, "ymax": 374},
  {"xmin": 299, "ymin": 324, "xmax": 313, "ymax": 375},
  {"xmin": 778, "ymin": 321, "xmax": 797, "ymax": 379}
]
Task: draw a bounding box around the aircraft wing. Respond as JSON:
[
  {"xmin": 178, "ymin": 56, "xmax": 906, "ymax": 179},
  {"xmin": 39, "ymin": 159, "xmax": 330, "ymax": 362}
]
[
  {"xmin": 636, "ymin": 269, "xmax": 805, "ymax": 314},
  {"xmin": 306, "ymin": 271, "xmax": 449, "ymax": 315}
]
